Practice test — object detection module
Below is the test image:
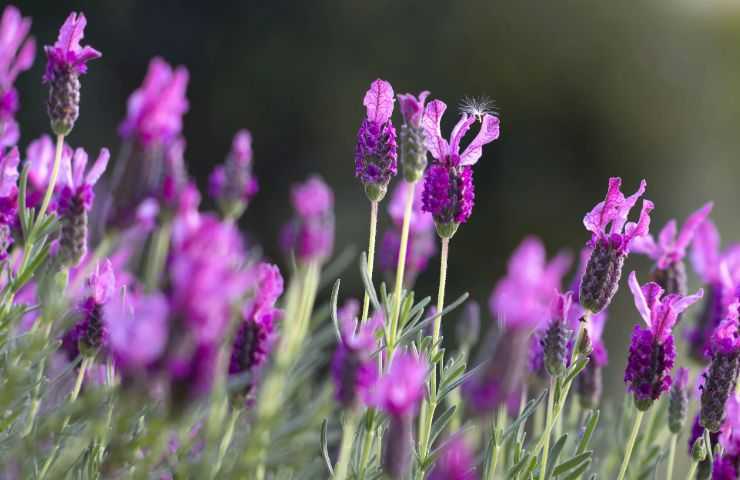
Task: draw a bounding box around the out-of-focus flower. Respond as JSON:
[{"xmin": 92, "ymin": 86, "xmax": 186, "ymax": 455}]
[
  {"xmin": 44, "ymin": 12, "xmax": 101, "ymax": 135},
  {"xmin": 700, "ymin": 314, "xmax": 740, "ymax": 432},
  {"xmin": 668, "ymin": 367, "xmax": 690, "ymax": 434},
  {"xmin": 421, "ymin": 99, "xmax": 499, "ymax": 237},
  {"xmin": 427, "ymin": 435, "xmax": 476, "ymax": 480},
  {"xmin": 579, "ymin": 178, "xmax": 653, "ymax": 314},
  {"xmin": 397, "ymin": 90, "xmax": 430, "ymax": 182},
  {"xmin": 355, "ymin": 79, "xmax": 397, "ymax": 202},
  {"xmin": 0, "ymin": 5, "xmax": 35, "ymax": 148},
  {"xmin": 280, "ymin": 176, "xmax": 334, "ymax": 264},
  {"xmin": 543, "ymin": 291, "xmax": 576, "ymax": 377},
  {"xmin": 209, "ymin": 129, "xmax": 259, "ymax": 219},
  {"xmin": 0, "ymin": 146, "xmax": 19, "ymax": 259},
  {"xmin": 625, "ymin": 271, "xmax": 703, "ymax": 410}
]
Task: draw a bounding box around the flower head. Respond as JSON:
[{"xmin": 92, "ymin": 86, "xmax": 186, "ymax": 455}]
[
  {"xmin": 369, "ymin": 351, "xmax": 427, "ymax": 417},
  {"xmin": 58, "ymin": 147, "xmax": 109, "ymax": 213},
  {"xmin": 43, "ymin": 12, "xmax": 100, "ymax": 82},
  {"xmin": 119, "ymin": 57, "xmax": 189, "ymax": 147},
  {"xmin": 209, "ymin": 129, "xmax": 259, "ymax": 218},
  {"xmin": 428, "ymin": 435, "xmax": 476, "ymax": 480},
  {"xmin": 0, "ymin": 5, "xmax": 35, "ymax": 147},
  {"xmin": 543, "ymin": 291, "xmax": 577, "ymax": 377},
  {"xmin": 397, "ymin": 90, "xmax": 431, "ymax": 181},
  {"xmin": 355, "ymin": 79, "xmax": 398, "ymax": 201},
  {"xmin": 398, "ymin": 91, "xmax": 429, "ymax": 129},
  {"xmin": 280, "ymin": 176, "xmax": 334, "ymax": 264},
  {"xmin": 668, "ymin": 367, "xmax": 691, "ymax": 434}
]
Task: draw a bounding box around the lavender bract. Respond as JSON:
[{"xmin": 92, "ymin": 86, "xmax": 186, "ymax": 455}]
[
  {"xmin": 700, "ymin": 315, "xmax": 740, "ymax": 432},
  {"xmin": 625, "ymin": 271, "xmax": 703, "ymax": 410},
  {"xmin": 421, "ymin": 99, "xmax": 499, "ymax": 238},
  {"xmin": 579, "ymin": 178, "xmax": 653, "ymax": 314},
  {"xmin": 44, "ymin": 12, "xmax": 101, "ymax": 135},
  {"xmin": 355, "ymin": 79, "xmax": 397, "ymax": 202},
  {"xmin": 0, "ymin": 5, "xmax": 34, "ymax": 148}
]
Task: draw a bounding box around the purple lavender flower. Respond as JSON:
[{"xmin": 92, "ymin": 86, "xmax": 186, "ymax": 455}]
[
  {"xmin": 397, "ymin": 90, "xmax": 430, "ymax": 182},
  {"xmin": 0, "ymin": 5, "xmax": 35, "ymax": 148},
  {"xmin": 700, "ymin": 315, "xmax": 740, "ymax": 432},
  {"xmin": 625, "ymin": 271, "xmax": 703, "ymax": 410},
  {"xmin": 209, "ymin": 129, "xmax": 259, "ymax": 219},
  {"xmin": 119, "ymin": 57, "xmax": 189, "ymax": 147},
  {"xmin": 229, "ymin": 263, "xmax": 284, "ymax": 387},
  {"xmin": 427, "ymin": 435, "xmax": 476, "ymax": 480},
  {"xmin": 56, "ymin": 147, "xmax": 109, "ymax": 267},
  {"xmin": 633, "ymin": 202, "xmax": 713, "ymax": 295},
  {"xmin": 0, "ymin": 146, "xmax": 19, "ymax": 259},
  {"xmin": 718, "ymin": 393, "xmax": 740, "ymax": 460},
  {"xmin": 712, "ymin": 457, "xmax": 738, "ymax": 480},
  {"xmin": 280, "ymin": 176, "xmax": 334, "ymax": 264},
  {"xmin": 61, "ymin": 260, "xmax": 115, "ymax": 359},
  {"xmin": 668, "ymin": 367, "xmax": 690, "ymax": 434},
  {"xmin": 331, "ymin": 299, "xmax": 381, "ymax": 409},
  {"xmin": 169, "ymin": 341, "xmax": 219, "ymax": 405},
  {"xmin": 421, "ymin": 99, "xmax": 499, "ymax": 238},
  {"xmin": 543, "ymin": 291, "xmax": 578, "ymax": 377},
  {"xmin": 355, "ymin": 79, "xmax": 398, "ymax": 201},
  {"xmin": 579, "ymin": 178, "xmax": 653, "ymax": 314},
  {"xmin": 44, "ymin": 12, "xmax": 101, "ymax": 135},
  {"xmin": 689, "ymin": 219, "xmax": 740, "ymax": 362}
]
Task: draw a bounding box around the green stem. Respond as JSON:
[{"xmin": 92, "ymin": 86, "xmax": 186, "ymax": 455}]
[
  {"xmin": 616, "ymin": 409, "xmax": 645, "ymax": 480},
  {"xmin": 333, "ymin": 411, "xmax": 359, "ymax": 480},
  {"xmin": 37, "ymin": 133, "xmax": 64, "ymax": 221},
  {"xmin": 360, "ymin": 201, "xmax": 379, "ymax": 325},
  {"xmin": 539, "ymin": 380, "xmax": 556, "ymax": 480},
  {"xmin": 387, "ymin": 181, "xmax": 415, "ymax": 357},
  {"xmin": 687, "ymin": 460, "xmax": 698, "ymax": 479},
  {"xmin": 357, "ymin": 418, "xmax": 375, "ymax": 480},
  {"xmin": 212, "ymin": 408, "xmax": 240, "ymax": 478},
  {"xmin": 144, "ymin": 219, "xmax": 172, "ymax": 292},
  {"xmin": 486, "ymin": 407, "xmax": 507, "ymax": 480},
  {"xmin": 665, "ymin": 433, "xmax": 677, "ymax": 480}
]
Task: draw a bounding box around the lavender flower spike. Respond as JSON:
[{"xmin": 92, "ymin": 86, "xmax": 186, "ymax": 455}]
[
  {"xmin": 700, "ymin": 314, "xmax": 740, "ymax": 432},
  {"xmin": 397, "ymin": 90, "xmax": 430, "ymax": 182},
  {"xmin": 355, "ymin": 79, "xmax": 398, "ymax": 201},
  {"xmin": 57, "ymin": 147, "xmax": 110, "ymax": 267},
  {"xmin": 633, "ymin": 202, "xmax": 713, "ymax": 295},
  {"xmin": 625, "ymin": 271, "xmax": 703, "ymax": 410},
  {"xmin": 280, "ymin": 176, "xmax": 335, "ymax": 264},
  {"xmin": 209, "ymin": 129, "xmax": 259, "ymax": 219},
  {"xmin": 427, "ymin": 434, "xmax": 476, "ymax": 480},
  {"xmin": 0, "ymin": 147, "xmax": 19, "ymax": 259},
  {"xmin": 543, "ymin": 291, "xmax": 577, "ymax": 377},
  {"xmin": 44, "ymin": 12, "xmax": 101, "ymax": 135},
  {"xmin": 579, "ymin": 178, "xmax": 653, "ymax": 314},
  {"xmin": 0, "ymin": 6, "xmax": 35, "ymax": 148},
  {"xmin": 668, "ymin": 367, "xmax": 690, "ymax": 434},
  {"xmin": 421, "ymin": 99, "xmax": 500, "ymax": 238}
]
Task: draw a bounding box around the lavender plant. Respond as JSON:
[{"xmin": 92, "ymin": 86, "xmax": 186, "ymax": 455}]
[{"xmin": 0, "ymin": 6, "xmax": 739, "ymax": 480}]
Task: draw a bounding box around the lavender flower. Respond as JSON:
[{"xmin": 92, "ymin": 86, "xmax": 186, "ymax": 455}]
[
  {"xmin": 355, "ymin": 79, "xmax": 397, "ymax": 201},
  {"xmin": 0, "ymin": 146, "xmax": 19, "ymax": 259},
  {"xmin": 633, "ymin": 202, "xmax": 713, "ymax": 295},
  {"xmin": 61, "ymin": 260, "xmax": 115, "ymax": 359},
  {"xmin": 330, "ymin": 299, "xmax": 380, "ymax": 409},
  {"xmin": 668, "ymin": 367, "xmax": 690, "ymax": 434},
  {"xmin": 579, "ymin": 178, "xmax": 653, "ymax": 314},
  {"xmin": 280, "ymin": 176, "xmax": 334, "ymax": 264},
  {"xmin": 397, "ymin": 90, "xmax": 430, "ymax": 182},
  {"xmin": 209, "ymin": 129, "xmax": 259, "ymax": 219},
  {"xmin": 421, "ymin": 100, "xmax": 500, "ymax": 238},
  {"xmin": 56, "ymin": 147, "xmax": 110, "ymax": 267},
  {"xmin": 700, "ymin": 315, "xmax": 740, "ymax": 432},
  {"xmin": 169, "ymin": 341, "xmax": 220, "ymax": 406},
  {"xmin": 689, "ymin": 219, "xmax": 740, "ymax": 362},
  {"xmin": 369, "ymin": 351, "xmax": 427, "ymax": 479},
  {"xmin": 625, "ymin": 271, "xmax": 703, "ymax": 410},
  {"xmin": 0, "ymin": 6, "xmax": 35, "ymax": 148},
  {"xmin": 712, "ymin": 457, "xmax": 738, "ymax": 480},
  {"xmin": 44, "ymin": 12, "xmax": 101, "ymax": 135},
  {"xmin": 119, "ymin": 57, "xmax": 189, "ymax": 147},
  {"xmin": 543, "ymin": 291, "xmax": 577, "ymax": 377},
  {"xmin": 427, "ymin": 435, "xmax": 476, "ymax": 480}
]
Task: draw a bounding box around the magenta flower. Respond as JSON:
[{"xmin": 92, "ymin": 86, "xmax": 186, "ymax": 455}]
[
  {"xmin": 0, "ymin": 5, "xmax": 35, "ymax": 147},
  {"xmin": 0, "ymin": 146, "xmax": 19, "ymax": 259},
  {"xmin": 398, "ymin": 91, "xmax": 429, "ymax": 129},
  {"xmin": 633, "ymin": 202, "xmax": 713, "ymax": 294},
  {"xmin": 700, "ymin": 314, "xmax": 740, "ymax": 432},
  {"xmin": 719, "ymin": 394, "xmax": 740, "ymax": 458},
  {"xmin": 369, "ymin": 350, "xmax": 427, "ymax": 417},
  {"xmin": 331, "ymin": 299, "xmax": 381, "ymax": 409},
  {"xmin": 579, "ymin": 178, "xmax": 653, "ymax": 314},
  {"xmin": 712, "ymin": 457, "xmax": 738, "ymax": 480},
  {"xmin": 421, "ymin": 99, "xmax": 499, "ymax": 236},
  {"xmin": 209, "ymin": 129, "xmax": 259, "ymax": 218},
  {"xmin": 625, "ymin": 271, "xmax": 703, "ymax": 410},
  {"xmin": 44, "ymin": 12, "xmax": 101, "ymax": 135},
  {"xmin": 119, "ymin": 57, "xmax": 189, "ymax": 147},
  {"xmin": 169, "ymin": 341, "xmax": 220, "ymax": 402},
  {"xmin": 397, "ymin": 91, "xmax": 431, "ymax": 182},
  {"xmin": 427, "ymin": 435, "xmax": 476, "ymax": 480},
  {"xmin": 280, "ymin": 176, "xmax": 334, "ymax": 264},
  {"xmin": 543, "ymin": 291, "xmax": 578, "ymax": 377},
  {"xmin": 355, "ymin": 79, "xmax": 398, "ymax": 201}
]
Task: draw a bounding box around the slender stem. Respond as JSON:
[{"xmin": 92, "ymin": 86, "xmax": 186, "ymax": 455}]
[
  {"xmin": 333, "ymin": 411, "xmax": 359, "ymax": 480},
  {"xmin": 212, "ymin": 408, "xmax": 240, "ymax": 478},
  {"xmin": 144, "ymin": 219, "xmax": 172, "ymax": 292},
  {"xmin": 687, "ymin": 460, "xmax": 698, "ymax": 479},
  {"xmin": 665, "ymin": 434, "xmax": 677, "ymax": 480},
  {"xmin": 486, "ymin": 407, "xmax": 507, "ymax": 480},
  {"xmin": 388, "ymin": 181, "xmax": 415, "ymax": 355},
  {"xmin": 360, "ymin": 201, "xmax": 379, "ymax": 324},
  {"xmin": 616, "ymin": 409, "xmax": 645, "ymax": 480},
  {"xmin": 37, "ymin": 134, "xmax": 64, "ymax": 221},
  {"xmin": 357, "ymin": 419, "xmax": 375, "ymax": 480},
  {"xmin": 540, "ymin": 381, "xmax": 556, "ymax": 480},
  {"xmin": 703, "ymin": 429, "xmax": 713, "ymax": 464},
  {"xmin": 416, "ymin": 237, "xmax": 450, "ymax": 471}
]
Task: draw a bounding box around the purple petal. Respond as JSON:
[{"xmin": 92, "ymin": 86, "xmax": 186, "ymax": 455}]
[
  {"xmin": 623, "ymin": 199, "xmax": 654, "ymax": 247},
  {"xmin": 657, "ymin": 220, "xmax": 677, "ymax": 252},
  {"xmin": 583, "ymin": 177, "xmax": 623, "ymax": 236},
  {"xmin": 71, "ymin": 148, "xmax": 88, "ymax": 188},
  {"xmin": 669, "ymin": 288, "xmax": 704, "ymax": 316},
  {"xmin": 628, "ymin": 271, "xmax": 652, "ymax": 326},
  {"xmin": 690, "ymin": 219, "xmax": 721, "ymax": 283},
  {"xmin": 459, "ymin": 114, "xmax": 501, "ymax": 166},
  {"xmin": 0, "ymin": 146, "xmax": 19, "ymax": 197},
  {"xmin": 630, "ymin": 234, "xmax": 659, "ymax": 259},
  {"xmin": 55, "ymin": 12, "xmax": 86, "ymax": 54},
  {"xmin": 363, "ymin": 79, "xmax": 394, "ymax": 124},
  {"xmin": 448, "ymin": 113, "xmax": 476, "ymax": 159},
  {"xmin": 675, "ymin": 202, "xmax": 713, "ymax": 252},
  {"xmin": 397, "ymin": 91, "xmax": 429, "ymax": 127},
  {"xmin": 610, "ymin": 179, "xmax": 647, "ymax": 234},
  {"xmin": 422, "ymin": 100, "xmax": 449, "ymax": 161},
  {"xmin": 85, "ymin": 148, "xmax": 109, "ymax": 186}
]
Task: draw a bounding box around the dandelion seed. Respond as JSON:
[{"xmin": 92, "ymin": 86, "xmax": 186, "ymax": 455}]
[{"xmin": 459, "ymin": 95, "xmax": 496, "ymax": 122}]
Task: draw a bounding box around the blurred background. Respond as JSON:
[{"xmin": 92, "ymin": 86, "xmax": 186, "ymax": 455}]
[{"xmin": 15, "ymin": 1, "xmax": 740, "ymax": 400}]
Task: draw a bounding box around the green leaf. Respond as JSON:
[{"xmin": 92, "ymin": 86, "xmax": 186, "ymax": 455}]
[
  {"xmin": 330, "ymin": 279, "xmax": 341, "ymax": 343},
  {"xmin": 546, "ymin": 434, "xmax": 568, "ymax": 479},
  {"xmin": 576, "ymin": 409, "xmax": 600, "ymax": 455},
  {"xmin": 552, "ymin": 451, "xmax": 592, "ymax": 477},
  {"xmin": 561, "ymin": 460, "xmax": 592, "ymax": 480},
  {"xmin": 503, "ymin": 389, "xmax": 548, "ymax": 440},
  {"xmin": 320, "ymin": 419, "xmax": 333, "ymax": 476},
  {"xmin": 394, "ymin": 292, "xmax": 469, "ymax": 346},
  {"xmin": 359, "ymin": 253, "xmax": 381, "ymax": 312},
  {"xmin": 429, "ymin": 405, "xmax": 456, "ymax": 446},
  {"xmin": 507, "ymin": 452, "xmax": 532, "ymax": 477}
]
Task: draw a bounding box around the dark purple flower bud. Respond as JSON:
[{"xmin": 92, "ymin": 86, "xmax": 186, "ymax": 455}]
[
  {"xmin": 209, "ymin": 129, "xmax": 259, "ymax": 219},
  {"xmin": 668, "ymin": 367, "xmax": 690, "ymax": 434},
  {"xmin": 700, "ymin": 317, "xmax": 740, "ymax": 432},
  {"xmin": 280, "ymin": 176, "xmax": 334, "ymax": 264},
  {"xmin": 576, "ymin": 361, "xmax": 603, "ymax": 409},
  {"xmin": 382, "ymin": 415, "xmax": 413, "ymax": 480},
  {"xmin": 397, "ymin": 91, "xmax": 430, "ymax": 182},
  {"xmin": 427, "ymin": 435, "xmax": 476, "ymax": 480},
  {"xmin": 420, "ymin": 99, "xmax": 499, "ymax": 237},
  {"xmin": 579, "ymin": 178, "xmax": 653, "ymax": 314},
  {"xmin": 543, "ymin": 292, "xmax": 574, "ymax": 377},
  {"xmin": 650, "ymin": 261, "xmax": 688, "ymax": 297},
  {"xmin": 43, "ymin": 13, "xmax": 101, "ymax": 135},
  {"xmin": 330, "ymin": 301, "xmax": 380, "ymax": 409},
  {"xmin": 355, "ymin": 79, "xmax": 397, "ymax": 202},
  {"xmin": 169, "ymin": 342, "xmax": 219, "ymax": 408}
]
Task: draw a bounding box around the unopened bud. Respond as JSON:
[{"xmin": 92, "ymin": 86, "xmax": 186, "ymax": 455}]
[
  {"xmin": 579, "ymin": 238, "xmax": 625, "ymax": 314},
  {"xmin": 691, "ymin": 436, "xmax": 707, "ymax": 461},
  {"xmin": 47, "ymin": 69, "xmax": 80, "ymax": 136},
  {"xmin": 543, "ymin": 320, "xmax": 569, "ymax": 377}
]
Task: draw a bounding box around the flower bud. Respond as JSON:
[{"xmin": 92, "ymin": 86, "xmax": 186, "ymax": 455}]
[
  {"xmin": 579, "ymin": 237, "xmax": 626, "ymax": 314},
  {"xmin": 57, "ymin": 190, "xmax": 88, "ymax": 268},
  {"xmin": 668, "ymin": 368, "xmax": 689, "ymax": 434},
  {"xmin": 650, "ymin": 261, "xmax": 687, "ymax": 297},
  {"xmin": 400, "ymin": 123, "xmax": 427, "ymax": 182},
  {"xmin": 382, "ymin": 415, "xmax": 413, "ymax": 480},
  {"xmin": 543, "ymin": 319, "xmax": 569, "ymax": 377},
  {"xmin": 576, "ymin": 326, "xmax": 593, "ymax": 357},
  {"xmin": 691, "ymin": 436, "xmax": 707, "ymax": 462},
  {"xmin": 47, "ymin": 69, "xmax": 80, "ymax": 136},
  {"xmin": 700, "ymin": 318, "xmax": 740, "ymax": 432}
]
